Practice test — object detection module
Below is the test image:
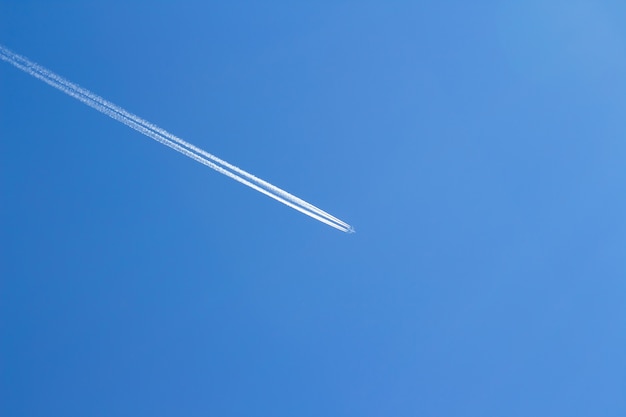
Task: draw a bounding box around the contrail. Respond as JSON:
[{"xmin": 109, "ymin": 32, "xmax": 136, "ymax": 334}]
[{"xmin": 0, "ymin": 45, "xmax": 354, "ymax": 233}]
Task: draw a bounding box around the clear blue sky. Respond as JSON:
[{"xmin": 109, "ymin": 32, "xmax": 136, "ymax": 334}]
[{"xmin": 1, "ymin": 1, "xmax": 625, "ymax": 416}]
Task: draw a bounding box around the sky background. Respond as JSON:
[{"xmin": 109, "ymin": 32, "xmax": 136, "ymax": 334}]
[{"xmin": 1, "ymin": 1, "xmax": 625, "ymax": 416}]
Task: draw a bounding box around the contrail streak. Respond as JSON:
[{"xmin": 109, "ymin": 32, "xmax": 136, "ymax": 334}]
[{"xmin": 0, "ymin": 45, "xmax": 354, "ymax": 233}]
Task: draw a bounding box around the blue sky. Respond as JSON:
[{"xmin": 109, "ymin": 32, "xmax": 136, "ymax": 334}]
[{"xmin": 1, "ymin": 1, "xmax": 625, "ymax": 416}]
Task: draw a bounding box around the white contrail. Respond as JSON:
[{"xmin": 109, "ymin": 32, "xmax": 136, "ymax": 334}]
[
  {"xmin": 0, "ymin": 44, "xmax": 354, "ymax": 233},
  {"xmin": 2, "ymin": 48, "xmax": 352, "ymax": 230},
  {"xmin": 0, "ymin": 53, "xmax": 348, "ymax": 231}
]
